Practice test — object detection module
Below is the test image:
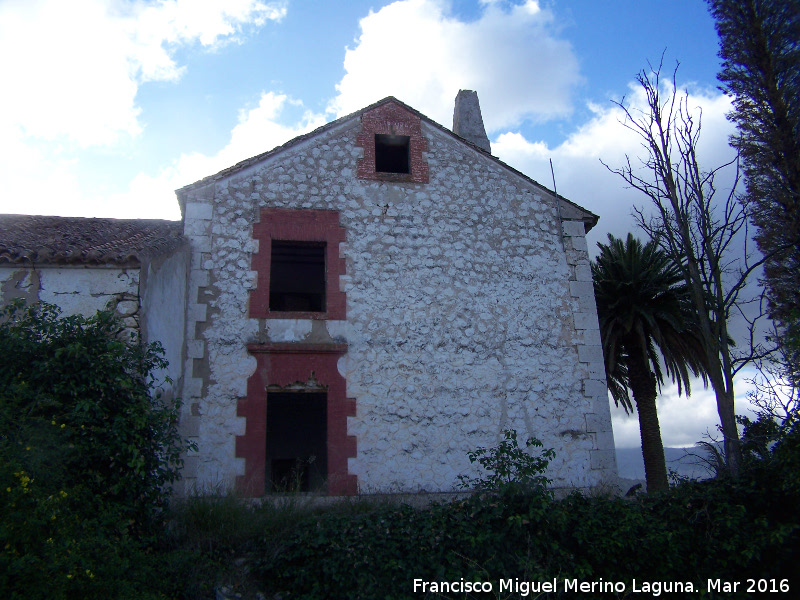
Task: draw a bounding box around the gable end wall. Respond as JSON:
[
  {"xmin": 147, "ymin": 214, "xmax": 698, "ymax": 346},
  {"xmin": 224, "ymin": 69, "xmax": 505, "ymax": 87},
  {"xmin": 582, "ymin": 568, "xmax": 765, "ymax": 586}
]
[{"xmin": 177, "ymin": 108, "xmax": 616, "ymax": 495}]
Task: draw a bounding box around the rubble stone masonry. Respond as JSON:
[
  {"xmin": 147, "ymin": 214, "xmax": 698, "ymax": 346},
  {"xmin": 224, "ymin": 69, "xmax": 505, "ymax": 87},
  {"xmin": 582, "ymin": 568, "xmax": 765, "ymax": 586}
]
[{"xmin": 177, "ymin": 101, "xmax": 616, "ymax": 495}]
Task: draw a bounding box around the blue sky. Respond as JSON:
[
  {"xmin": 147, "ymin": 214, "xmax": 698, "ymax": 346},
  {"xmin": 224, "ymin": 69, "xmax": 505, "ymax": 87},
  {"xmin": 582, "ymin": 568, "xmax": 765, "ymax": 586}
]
[{"xmin": 0, "ymin": 0, "xmax": 758, "ymax": 451}]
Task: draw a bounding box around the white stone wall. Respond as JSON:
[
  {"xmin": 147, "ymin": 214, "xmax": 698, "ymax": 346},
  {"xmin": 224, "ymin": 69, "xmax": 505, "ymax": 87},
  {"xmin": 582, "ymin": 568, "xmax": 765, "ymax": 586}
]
[{"xmin": 179, "ymin": 116, "xmax": 617, "ymax": 494}]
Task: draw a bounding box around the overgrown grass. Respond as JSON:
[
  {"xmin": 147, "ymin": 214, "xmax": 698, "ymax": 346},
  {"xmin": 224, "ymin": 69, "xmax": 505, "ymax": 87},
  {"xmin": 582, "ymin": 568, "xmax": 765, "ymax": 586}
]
[
  {"xmin": 153, "ymin": 457, "xmax": 799, "ymax": 600},
  {"xmin": 154, "ymin": 419, "xmax": 800, "ymax": 600},
  {"xmin": 161, "ymin": 491, "xmax": 408, "ymax": 599},
  {"xmin": 5, "ymin": 458, "xmax": 799, "ymax": 599},
  {"xmin": 8, "ymin": 445, "xmax": 799, "ymax": 598}
]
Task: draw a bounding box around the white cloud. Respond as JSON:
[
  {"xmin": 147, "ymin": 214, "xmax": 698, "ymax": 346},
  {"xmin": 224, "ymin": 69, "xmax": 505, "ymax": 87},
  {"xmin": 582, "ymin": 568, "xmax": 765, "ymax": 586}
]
[
  {"xmin": 98, "ymin": 92, "xmax": 327, "ymax": 219},
  {"xmin": 0, "ymin": 89, "xmax": 321, "ymax": 220},
  {"xmin": 492, "ymin": 79, "xmax": 737, "ymax": 254},
  {"xmin": 611, "ymin": 374, "xmax": 761, "ymax": 450},
  {"xmin": 0, "ymin": 0, "xmax": 285, "ymax": 218},
  {"xmin": 329, "ymin": 0, "xmax": 581, "ymax": 131},
  {"xmin": 131, "ymin": 0, "xmax": 287, "ymax": 53},
  {"xmin": 0, "ymin": 121, "xmax": 85, "ymax": 217},
  {"xmin": 611, "ymin": 382, "xmax": 719, "ymax": 449},
  {"xmin": 0, "ymin": 0, "xmax": 286, "ymax": 147}
]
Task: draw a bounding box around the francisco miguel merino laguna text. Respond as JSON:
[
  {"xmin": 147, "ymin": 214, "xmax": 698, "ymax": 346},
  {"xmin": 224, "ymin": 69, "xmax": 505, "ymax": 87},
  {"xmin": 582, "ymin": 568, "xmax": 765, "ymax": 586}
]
[{"xmin": 413, "ymin": 578, "xmax": 704, "ymax": 596}]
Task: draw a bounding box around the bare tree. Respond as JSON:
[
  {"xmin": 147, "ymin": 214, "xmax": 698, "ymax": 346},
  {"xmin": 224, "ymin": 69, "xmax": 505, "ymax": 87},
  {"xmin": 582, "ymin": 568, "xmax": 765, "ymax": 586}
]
[
  {"xmin": 603, "ymin": 60, "xmax": 773, "ymax": 477},
  {"xmin": 746, "ymin": 323, "xmax": 799, "ymax": 428}
]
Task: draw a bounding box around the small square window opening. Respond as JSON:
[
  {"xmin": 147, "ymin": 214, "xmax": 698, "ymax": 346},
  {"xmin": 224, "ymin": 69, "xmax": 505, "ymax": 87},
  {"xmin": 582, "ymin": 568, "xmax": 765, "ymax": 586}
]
[{"xmin": 375, "ymin": 134, "xmax": 410, "ymax": 174}]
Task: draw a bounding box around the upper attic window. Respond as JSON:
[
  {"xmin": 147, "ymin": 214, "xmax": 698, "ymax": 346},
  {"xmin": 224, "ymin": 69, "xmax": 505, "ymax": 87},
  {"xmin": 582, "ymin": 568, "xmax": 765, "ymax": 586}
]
[
  {"xmin": 356, "ymin": 101, "xmax": 429, "ymax": 183},
  {"xmin": 375, "ymin": 134, "xmax": 410, "ymax": 174}
]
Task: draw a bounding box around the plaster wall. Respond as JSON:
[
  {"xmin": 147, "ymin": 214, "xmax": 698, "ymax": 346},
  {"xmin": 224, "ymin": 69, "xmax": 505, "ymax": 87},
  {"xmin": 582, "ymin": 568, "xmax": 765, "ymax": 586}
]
[
  {"xmin": 140, "ymin": 245, "xmax": 190, "ymax": 401},
  {"xmin": 178, "ymin": 115, "xmax": 616, "ymax": 494},
  {"xmin": 0, "ymin": 267, "xmax": 139, "ymax": 319}
]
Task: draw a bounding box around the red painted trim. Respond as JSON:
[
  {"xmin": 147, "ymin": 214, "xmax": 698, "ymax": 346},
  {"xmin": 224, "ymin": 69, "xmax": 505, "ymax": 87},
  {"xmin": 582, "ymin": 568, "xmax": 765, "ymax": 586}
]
[
  {"xmin": 356, "ymin": 102, "xmax": 429, "ymax": 184},
  {"xmin": 236, "ymin": 345, "xmax": 357, "ymax": 496},
  {"xmin": 248, "ymin": 343, "xmax": 348, "ymax": 355},
  {"xmin": 250, "ymin": 208, "xmax": 346, "ymax": 320}
]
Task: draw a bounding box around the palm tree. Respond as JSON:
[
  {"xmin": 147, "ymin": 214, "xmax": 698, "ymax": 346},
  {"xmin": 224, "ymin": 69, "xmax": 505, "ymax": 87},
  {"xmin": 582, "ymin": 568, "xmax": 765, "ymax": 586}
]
[{"xmin": 592, "ymin": 233, "xmax": 707, "ymax": 492}]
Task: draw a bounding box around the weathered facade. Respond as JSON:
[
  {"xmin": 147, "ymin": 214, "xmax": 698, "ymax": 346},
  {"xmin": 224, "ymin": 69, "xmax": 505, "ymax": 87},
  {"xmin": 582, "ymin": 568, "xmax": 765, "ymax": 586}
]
[
  {"xmin": 174, "ymin": 95, "xmax": 616, "ymax": 496},
  {"xmin": 0, "ymin": 93, "xmax": 617, "ymax": 496}
]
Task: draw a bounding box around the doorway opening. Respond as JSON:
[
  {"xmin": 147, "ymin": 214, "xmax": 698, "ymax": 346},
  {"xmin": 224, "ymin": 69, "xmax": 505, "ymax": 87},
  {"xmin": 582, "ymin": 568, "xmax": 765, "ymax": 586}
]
[{"xmin": 266, "ymin": 391, "xmax": 327, "ymax": 492}]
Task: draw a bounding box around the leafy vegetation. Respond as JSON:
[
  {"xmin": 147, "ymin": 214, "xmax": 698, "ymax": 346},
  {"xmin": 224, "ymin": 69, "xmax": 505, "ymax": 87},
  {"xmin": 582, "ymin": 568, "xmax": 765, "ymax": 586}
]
[
  {"xmin": 707, "ymin": 0, "xmax": 800, "ymax": 331},
  {"xmin": 457, "ymin": 429, "xmax": 555, "ymax": 498},
  {"xmin": 252, "ymin": 433, "xmax": 799, "ymax": 600},
  {"xmin": 169, "ymin": 421, "xmax": 796, "ymax": 599},
  {"xmin": 0, "ymin": 300, "xmax": 191, "ymax": 599}
]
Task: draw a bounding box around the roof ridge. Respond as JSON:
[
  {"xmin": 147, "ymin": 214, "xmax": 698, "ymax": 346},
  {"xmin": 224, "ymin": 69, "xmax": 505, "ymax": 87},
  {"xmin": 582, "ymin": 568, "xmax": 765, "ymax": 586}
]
[{"xmin": 172, "ymin": 95, "xmax": 597, "ymax": 229}]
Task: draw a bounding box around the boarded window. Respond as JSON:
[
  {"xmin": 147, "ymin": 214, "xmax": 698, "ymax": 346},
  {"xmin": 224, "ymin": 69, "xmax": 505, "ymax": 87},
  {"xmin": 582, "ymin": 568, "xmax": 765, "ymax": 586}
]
[
  {"xmin": 375, "ymin": 134, "xmax": 410, "ymax": 174},
  {"xmin": 266, "ymin": 392, "xmax": 327, "ymax": 492},
  {"xmin": 269, "ymin": 241, "xmax": 326, "ymax": 312}
]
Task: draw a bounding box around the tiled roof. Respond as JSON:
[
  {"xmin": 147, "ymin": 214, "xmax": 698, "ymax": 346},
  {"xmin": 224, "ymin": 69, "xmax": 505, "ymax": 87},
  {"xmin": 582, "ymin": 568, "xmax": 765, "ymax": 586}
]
[{"xmin": 0, "ymin": 214, "xmax": 184, "ymax": 266}]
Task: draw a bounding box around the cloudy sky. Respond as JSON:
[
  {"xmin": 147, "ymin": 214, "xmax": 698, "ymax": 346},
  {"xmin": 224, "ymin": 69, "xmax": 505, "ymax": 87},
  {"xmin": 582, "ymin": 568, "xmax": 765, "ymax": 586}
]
[{"xmin": 0, "ymin": 0, "xmax": 760, "ymax": 450}]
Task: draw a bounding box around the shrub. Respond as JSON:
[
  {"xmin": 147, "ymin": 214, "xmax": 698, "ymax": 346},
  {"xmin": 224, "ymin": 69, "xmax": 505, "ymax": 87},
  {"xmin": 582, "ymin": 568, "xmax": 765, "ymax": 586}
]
[
  {"xmin": 0, "ymin": 300, "xmax": 189, "ymax": 598},
  {"xmin": 254, "ymin": 426, "xmax": 799, "ymax": 599},
  {"xmin": 457, "ymin": 428, "xmax": 555, "ymax": 498}
]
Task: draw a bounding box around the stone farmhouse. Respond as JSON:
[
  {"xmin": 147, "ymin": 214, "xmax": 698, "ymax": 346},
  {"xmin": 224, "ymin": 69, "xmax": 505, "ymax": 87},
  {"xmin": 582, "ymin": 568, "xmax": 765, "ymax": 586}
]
[{"xmin": 0, "ymin": 92, "xmax": 617, "ymax": 496}]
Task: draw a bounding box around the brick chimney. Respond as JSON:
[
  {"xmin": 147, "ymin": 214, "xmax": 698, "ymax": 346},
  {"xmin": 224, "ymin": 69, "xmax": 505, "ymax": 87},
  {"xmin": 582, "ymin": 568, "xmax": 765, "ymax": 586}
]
[{"xmin": 452, "ymin": 90, "xmax": 491, "ymax": 153}]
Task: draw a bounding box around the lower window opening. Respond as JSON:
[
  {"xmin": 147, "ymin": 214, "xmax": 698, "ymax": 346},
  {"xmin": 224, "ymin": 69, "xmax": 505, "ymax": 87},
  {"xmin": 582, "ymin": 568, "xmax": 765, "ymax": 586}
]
[{"xmin": 266, "ymin": 391, "xmax": 327, "ymax": 493}]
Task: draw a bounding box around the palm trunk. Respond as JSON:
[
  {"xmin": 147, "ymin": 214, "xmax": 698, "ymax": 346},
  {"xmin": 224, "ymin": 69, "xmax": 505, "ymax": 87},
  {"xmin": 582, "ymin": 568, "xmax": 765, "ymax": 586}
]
[{"xmin": 626, "ymin": 335, "xmax": 670, "ymax": 493}]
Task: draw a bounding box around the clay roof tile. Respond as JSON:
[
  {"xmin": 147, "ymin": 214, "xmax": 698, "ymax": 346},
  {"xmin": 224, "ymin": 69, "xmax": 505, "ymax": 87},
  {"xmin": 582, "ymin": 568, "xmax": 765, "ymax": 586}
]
[{"xmin": 0, "ymin": 214, "xmax": 184, "ymax": 266}]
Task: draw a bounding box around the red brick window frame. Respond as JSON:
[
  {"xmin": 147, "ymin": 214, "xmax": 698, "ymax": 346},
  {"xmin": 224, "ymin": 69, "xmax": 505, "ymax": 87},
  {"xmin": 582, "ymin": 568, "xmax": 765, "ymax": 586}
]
[
  {"xmin": 357, "ymin": 102, "xmax": 429, "ymax": 183},
  {"xmin": 236, "ymin": 343, "xmax": 357, "ymax": 496},
  {"xmin": 250, "ymin": 208, "xmax": 346, "ymax": 320}
]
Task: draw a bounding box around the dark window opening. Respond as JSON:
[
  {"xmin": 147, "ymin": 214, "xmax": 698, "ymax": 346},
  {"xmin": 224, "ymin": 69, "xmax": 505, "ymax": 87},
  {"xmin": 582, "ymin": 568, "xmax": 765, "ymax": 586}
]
[
  {"xmin": 269, "ymin": 241, "xmax": 326, "ymax": 312},
  {"xmin": 375, "ymin": 134, "xmax": 410, "ymax": 174},
  {"xmin": 266, "ymin": 392, "xmax": 327, "ymax": 492}
]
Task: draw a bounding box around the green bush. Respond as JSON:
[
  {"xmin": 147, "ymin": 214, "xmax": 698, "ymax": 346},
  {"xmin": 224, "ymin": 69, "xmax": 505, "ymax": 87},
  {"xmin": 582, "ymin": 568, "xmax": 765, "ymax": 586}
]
[
  {"xmin": 457, "ymin": 428, "xmax": 555, "ymax": 498},
  {"xmin": 253, "ymin": 428, "xmax": 800, "ymax": 600},
  {"xmin": 0, "ymin": 300, "xmax": 190, "ymax": 599},
  {"xmin": 252, "ymin": 475, "xmax": 798, "ymax": 599},
  {"xmin": 3, "ymin": 299, "xmax": 797, "ymax": 598}
]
